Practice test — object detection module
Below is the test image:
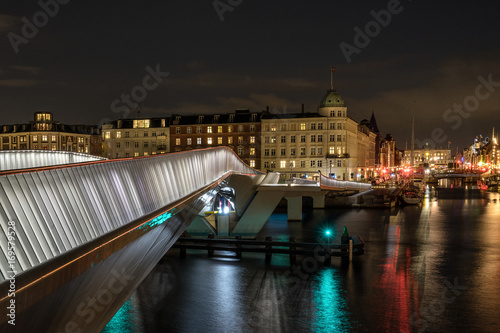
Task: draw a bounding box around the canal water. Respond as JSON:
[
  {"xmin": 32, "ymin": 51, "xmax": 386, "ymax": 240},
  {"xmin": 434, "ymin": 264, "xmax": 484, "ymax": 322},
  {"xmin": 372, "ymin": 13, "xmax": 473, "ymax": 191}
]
[{"xmin": 102, "ymin": 187, "xmax": 500, "ymax": 333}]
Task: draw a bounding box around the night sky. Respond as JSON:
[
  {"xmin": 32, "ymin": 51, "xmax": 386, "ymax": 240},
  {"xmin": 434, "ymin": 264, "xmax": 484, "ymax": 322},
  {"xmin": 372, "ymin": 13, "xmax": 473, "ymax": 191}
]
[{"xmin": 1, "ymin": 0, "xmax": 500, "ymax": 151}]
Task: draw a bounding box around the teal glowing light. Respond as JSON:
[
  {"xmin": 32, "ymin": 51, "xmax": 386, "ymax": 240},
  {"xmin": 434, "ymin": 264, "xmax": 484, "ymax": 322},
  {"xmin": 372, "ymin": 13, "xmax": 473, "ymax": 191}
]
[
  {"xmin": 138, "ymin": 209, "xmax": 175, "ymax": 231},
  {"xmin": 325, "ymin": 230, "xmax": 331, "ymax": 236},
  {"xmin": 101, "ymin": 297, "xmax": 140, "ymax": 333}
]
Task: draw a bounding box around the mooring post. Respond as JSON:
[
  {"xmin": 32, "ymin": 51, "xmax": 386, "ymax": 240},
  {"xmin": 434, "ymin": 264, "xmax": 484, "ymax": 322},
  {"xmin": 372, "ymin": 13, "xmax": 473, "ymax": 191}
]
[
  {"xmin": 349, "ymin": 239, "xmax": 353, "ymax": 262},
  {"xmin": 208, "ymin": 233, "xmax": 214, "ymax": 257},
  {"xmin": 235, "ymin": 235, "xmax": 242, "ymax": 259},
  {"xmin": 341, "ymin": 226, "xmax": 349, "ymax": 263},
  {"xmin": 290, "ymin": 236, "xmax": 296, "ymax": 265},
  {"xmin": 265, "ymin": 236, "xmax": 272, "ymax": 264}
]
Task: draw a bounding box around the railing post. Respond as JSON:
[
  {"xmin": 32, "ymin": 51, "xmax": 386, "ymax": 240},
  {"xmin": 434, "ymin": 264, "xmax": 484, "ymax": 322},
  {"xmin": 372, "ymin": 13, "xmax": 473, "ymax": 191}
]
[
  {"xmin": 235, "ymin": 235, "xmax": 242, "ymax": 259},
  {"xmin": 265, "ymin": 236, "xmax": 272, "ymax": 264},
  {"xmin": 208, "ymin": 233, "xmax": 214, "ymax": 257}
]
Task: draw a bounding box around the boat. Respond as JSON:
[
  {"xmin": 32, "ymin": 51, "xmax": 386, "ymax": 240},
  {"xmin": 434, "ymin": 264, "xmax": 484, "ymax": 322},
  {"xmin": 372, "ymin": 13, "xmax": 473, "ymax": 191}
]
[{"xmin": 402, "ymin": 189, "xmax": 422, "ymax": 205}]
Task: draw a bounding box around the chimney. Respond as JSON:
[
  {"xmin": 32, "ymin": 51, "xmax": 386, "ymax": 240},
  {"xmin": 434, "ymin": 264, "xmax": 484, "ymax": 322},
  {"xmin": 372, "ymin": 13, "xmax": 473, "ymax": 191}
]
[{"xmin": 301, "ymin": 104, "xmax": 305, "ymax": 114}]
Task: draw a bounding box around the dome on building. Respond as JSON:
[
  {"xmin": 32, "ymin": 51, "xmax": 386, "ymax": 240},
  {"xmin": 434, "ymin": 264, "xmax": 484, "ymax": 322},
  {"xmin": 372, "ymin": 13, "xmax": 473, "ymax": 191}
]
[{"xmin": 319, "ymin": 90, "xmax": 345, "ymax": 108}]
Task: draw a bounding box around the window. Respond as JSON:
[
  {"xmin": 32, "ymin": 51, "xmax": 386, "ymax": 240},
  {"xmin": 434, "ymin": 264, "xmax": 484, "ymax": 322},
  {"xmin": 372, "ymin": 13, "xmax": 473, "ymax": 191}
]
[
  {"xmin": 218, "ymin": 126, "xmax": 222, "ymax": 133},
  {"xmin": 311, "ymin": 135, "xmax": 316, "ymax": 142},
  {"xmin": 250, "ymin": 136, "xmax": 255, "ymax": 144},
  {"xmin": 265, "ymin": 149, "xmax": 270, "ymax": 156},
  {"xmin": 300, "ymin": 148, "xmax": 305, "ymax": 156},
  {"xmin": 51, "ymin": 135, "xmax": 56, "ymax": 142},
  {"xmin": 291, "ymin": 136, "xmax": 296, "ymax": 143},
  {"xmin": 238, "ymin": 125, "xmax": 244, "ymax": 132},
  {"xmin": 330, "ymin": 135, "xmax": 335, "ymax": 142},
  {"xmin": 280, "ymin": 161, "xmax": 286, "ymax": 168},
  {"xmin": 42, "ymin": 135, "xmax": 48, "ymax": 142},
  {"xmin": 176, "ymin": 127, "xmax": 181, "ymax": 134},
  {"xmin": 338, "ymin": 110, "xmax": 342, "ymax": 117},
  {"xmin": 144, "ymin": 132, "xmax": 148, "ymax": 137},
  {"xmin": 270, "ymin": 161, "xmax": 276, "ymax": 168},
  {"xmin": 228, "ymin": 125, "xmax": 233, "ymax": 133},
  {"xmin": 280, "ymin": 124, "xmax": 287, "ymax": 131},
  {"xmin": 291, "ymin": 148, "xmax": 296, "ymax": 156},
  {"xmin": 330, "ymin": 122, "xmax": 335, "ymax": 130},
  {"xmin": 134, "ymin": 142, "xmax": 139, "ymax": 148},
  {"xmin": 250, "ymin": 160, "xmax": 255, "ymax": 168},
  {"xmin": 134, "ymin": 131, "xmax": 138, "ymax": 138},
  {"xmin": 116, "ymin": 142, "xmax": 121, "ymax": 148},
  {"xmin": 281, "ymin": 136, "xmax": 286, "ymax": 143},
  {"xmin": 238, "ymin": 136, "xmax": 243, "ymax": 144},
  {"xmin": 197, "ymin": 138, "xmax": 202, "ymax": 145},
  {"xmin": 250, "ymin": 148, "xmax": 255, "ymax": 156},
  {"xmin": 337, "ymin": 135, "xmax": 342, "ymax": 142},
  {"xmin": 134, "ymin": 152, "xmax": 139, "ymax": 157},
  {"xmin": 265, "ymin": 136, "xmax": 270, "ymax": 143},
  {"xmin": 318, "ymin": 160, "xmax": 323, "ymax": 167},
  {"xmin": 187, "ymin": 127, "xmax": 192, "ymax": 134},
  {"xmin": 270, "ymin": 125, "xmax": 276, "ymax": 132},
  {"xmin": 187, "ymin": 138, "xmax": 192, "ymax": 145},
  {"xmin": 238, "ymin": 147, "xmax": 243, "ymax": 155},
  {"xmin": 197, "ymin": 127, "xmax": 202, "ymax": 134},
  {"xmin": 175, "ymin": 138, "xmax": 181, "ymax": 145},
  {"xmin": 250, "ymin": 125, "xmax": 255, "ymax": 132},
  {"xmin": 207, "ymin": 126, "xmax": 212, "ymax": 133},
  {"xmin": 125, "ymin": 142, "xmax": 130, "ymax": 148},
  {"xmin": 218, "ymin": 137, "xmax": 223, "ymax": 145},
  {"xmin": 290, "ymin": 161, "xmax": 295, "ymax": 168},
  {"xmin": 337, "ymin": 160, "xmax": 342, "ymax": 167},
  {"xmin": 337, "ymin": 123, "xmax": 342, "ymax": 130},
  {"xmin": 311, "ymin": 123, "xmax": 316, "ymax": 130},
  {"xmin": 310, "ymin": 161, "xmax": 316, "ymax": 167},
  {"xmin": 281, "ymin": 148, "xmax": 286, "ymax": 156},
  {"xmin": 51, "ymin": 145, "xmax": 56, "ymax": 150},
  {"xmin": 330, "ymin": 110, "xmax": 335, "ymax": 117},
  {"xmin": 318, "ymin": 135, "xmax": 323, "ymax": 142},
  {"xmin": 300, "ymin": 135, "xmax": 306, "ymax": 143},
  {"xmin": 271, "ymin": 149, "xmax": 276, "ymax": 156},
  {"xmin": 311, "ymin": 148, "xmax": 316, "ymax": 155},
  {"xmin": 207, "ymin": 137, "xmax": 213, "ymax": 145},
  {"xmin": 264, "ymin": 161, "xmax": 270, "ymax": 168},
  {"xmin": 300, "ymin": 161, "xmax": 306, "ymax": 168},
  {"xmin": 144, "ymin": 142, "xmax": 149, "ymax": 148},
  {"xmin": 300, "ymin": 123, "xmax": 306, "ymax": 130},
  {"xmin": 318, "ymin": 123, "xmax": 323, "ymax": 130},
  {"xmin": 290, "ymin": 124, "xmax": 296, "ymax": 131},
  {"xmin": 318, "ymin": 147, "xmax": 323, "ymax": 155},
  {"xmin": 271, "ymin": 136, "xmax": 276, "ymax": 143},
  {"xmin": 228, "ymin": 137, "xmax": 233, "ymax": 144}
]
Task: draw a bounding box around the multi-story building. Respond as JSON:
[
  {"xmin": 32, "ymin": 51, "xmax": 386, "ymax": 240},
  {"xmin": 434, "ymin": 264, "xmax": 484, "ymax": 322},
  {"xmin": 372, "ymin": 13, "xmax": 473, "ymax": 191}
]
[
  {"xmin": 0, "ymin": 112, "xmax": 101, "ymax": 155},
  {"xmin": 261, "ymin": 89, "xmax": 376, "ymax": 180},
  {"xmin": 380, "ymin": 134, "xmax": 396, "ymax": 168},
  {"xmin": 403, "ymin": 146, "xmax": 452, "ymax": 167},
  {"xmin": 102, "ymin": 117, "xmax": 170, "ymax": 158},
  {"xmin": 169, "ymin": 109, "xmax": 261, "ymax": 169}
]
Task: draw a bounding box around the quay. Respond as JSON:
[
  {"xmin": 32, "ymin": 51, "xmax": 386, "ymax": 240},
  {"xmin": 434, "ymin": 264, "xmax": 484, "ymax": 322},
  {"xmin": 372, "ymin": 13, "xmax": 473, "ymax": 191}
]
[{"xmin": 170, "ymin": 234, "xmax": 365, "ymax": 265}]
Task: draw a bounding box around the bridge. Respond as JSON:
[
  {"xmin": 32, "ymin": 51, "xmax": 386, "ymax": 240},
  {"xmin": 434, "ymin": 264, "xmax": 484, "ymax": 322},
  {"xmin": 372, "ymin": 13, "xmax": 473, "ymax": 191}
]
[{"xmin": 0, "ymin": 147, "xmax": 369, "ymax": 332}]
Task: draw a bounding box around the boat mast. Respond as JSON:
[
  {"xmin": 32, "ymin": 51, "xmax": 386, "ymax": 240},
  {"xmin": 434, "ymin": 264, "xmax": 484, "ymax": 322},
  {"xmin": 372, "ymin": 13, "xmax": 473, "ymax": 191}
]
[{"xmin": 410, "ymin": 101, "xmax": 415, "ymax": 184}]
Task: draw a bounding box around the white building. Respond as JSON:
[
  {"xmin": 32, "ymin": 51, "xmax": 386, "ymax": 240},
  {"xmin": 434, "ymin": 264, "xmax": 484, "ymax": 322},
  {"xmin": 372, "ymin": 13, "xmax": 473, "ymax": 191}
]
[
  {"xmin": 403, "ymin": 147, "xmax": 452, "ymax": 167},
  {"xmin": 260, "ymin": 89, "xmax": 376, "ymax": 180}
]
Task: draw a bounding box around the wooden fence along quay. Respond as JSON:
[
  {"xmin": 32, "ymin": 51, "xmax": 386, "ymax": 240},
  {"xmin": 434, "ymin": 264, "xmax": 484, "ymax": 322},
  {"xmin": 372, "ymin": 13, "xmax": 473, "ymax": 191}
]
[{"xmin": 171, "ymin": 233, "xmax": 364, "ymax": 265}]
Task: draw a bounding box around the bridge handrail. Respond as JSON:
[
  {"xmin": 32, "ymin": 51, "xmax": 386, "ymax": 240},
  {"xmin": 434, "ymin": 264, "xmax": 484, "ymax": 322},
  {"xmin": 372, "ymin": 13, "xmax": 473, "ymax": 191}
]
[{"xmin": 319, "ymin": 171, "xmax": 371, "ymax": 190}]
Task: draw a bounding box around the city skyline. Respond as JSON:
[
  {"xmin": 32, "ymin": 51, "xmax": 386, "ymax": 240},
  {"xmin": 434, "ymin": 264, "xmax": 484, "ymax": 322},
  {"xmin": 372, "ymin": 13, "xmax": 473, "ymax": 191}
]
[{"xmin": 1, "ymin": 1, "xmax": 500, "ymax": 151}]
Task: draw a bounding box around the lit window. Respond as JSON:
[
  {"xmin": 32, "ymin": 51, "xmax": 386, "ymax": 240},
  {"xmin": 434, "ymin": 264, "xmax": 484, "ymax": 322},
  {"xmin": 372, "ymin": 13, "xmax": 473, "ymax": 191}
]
[
  {"xmin": 207, "ymin": 137, "xmax": 213, "ymax": 145},
  {"xmin": 238, "ymin": 136, "xmax": 243, "ymax": 144},
  {"xmin": 176, "ymin": 138, "xmax": 181, "ymax": 145},
  {"xmin": 300, "ymin": 123, "xmax": 306, "ymax": 130},
  {"xmin": 187, "ymin": 138, "xmax": 192, "ymax": 145},
  {"xmin": 218, "ymin": 137, "xmax": 223, "ymax": 145},
  {"xmin": 271, "ymin": 136, "xmax": 276, "ymax": 143},
  {"xmin": 42, "ymin": 135, "xmax": 48, "ymax": 142},
  {"xmin": 207, "ymin": 126, "xmax": 212, "ymax": 133},
  {"xmin": 250, "ymin": 148, "xmax": 255, "ymax": 156},
  {"xmin": 270, "ymin": 125, "xmax": 276, "ymax": 132},
  {"xmin": 250, "ymin": 136, "xmax": 255, "ymax": 144},
  {"xmin": 238, "ymin": 125, "xmax": 244, "ymax": 132},
  {"xmin": 51, "ymin": 135, "xmax": 56, "ymax": 141},
  {"xmin": 116, "ymin": 131, "xmax": 121, "ymax": 138},
  {"xmin": 250, "ymin": 160, "xmax": 255, "ymax": 168},
  {"xmin": 228, "ymin": 137, "xmax": 233, "ymax": 144},
  {"xmin": 228, "ymin": 125, "xmax": 233, "ymax": 133},
  {"xmin": 280, "ymin": 161, "xmax": 286, "ymax": 168},
  {"xmin": 197, "ymin": 138, "xmax": 202, "ymax": 145},
  {"xmin": 218, "ymin": 126, "xmax": 222, "ymax": 133},
  {"xmin": 134, "ymin": 152, "xmax": 139, "ymax": 157}
]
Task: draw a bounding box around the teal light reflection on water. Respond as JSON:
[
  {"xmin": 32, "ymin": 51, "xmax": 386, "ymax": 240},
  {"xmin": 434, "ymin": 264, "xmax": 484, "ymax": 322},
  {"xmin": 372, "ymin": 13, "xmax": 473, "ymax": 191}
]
[
  {"xmin": 101, "ymin": 297, "xmax": 138, "ymax": 333},
  {"xmin": 312, "ymin": 268, "xmax": 351, "ymax": 333}
]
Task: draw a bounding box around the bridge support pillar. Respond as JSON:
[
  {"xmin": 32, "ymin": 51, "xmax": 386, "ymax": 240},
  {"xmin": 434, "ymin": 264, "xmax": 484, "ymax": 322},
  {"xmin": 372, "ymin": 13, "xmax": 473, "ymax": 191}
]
[
  {"xmin": 286, "ymin": 196, "xmax": 302, "ymax": 221},
  {"xmin": 312, "ymin": 194, "xmax": 326, "ymax": 209},
  {"xmin": 217, "ymin": 214, "xmax": 230, "ymax": 236}
]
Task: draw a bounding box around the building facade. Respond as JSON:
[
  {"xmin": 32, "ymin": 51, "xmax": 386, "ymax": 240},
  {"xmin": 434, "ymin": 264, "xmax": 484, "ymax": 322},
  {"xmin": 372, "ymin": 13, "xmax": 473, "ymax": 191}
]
[
  {"xmin": 102, "ymin": 117, "xmax": 170, "ymax": 158},
  {"xmin": 380, "ymin": 134, "xmax": 396, "ymax": 168},
  {"xmin": 169, "ymin": 110, "xmax": 261, "ymax": 169},
  {"xmin": 0, "ymin": 112, "xmax": 101, "ymax": 156},
  {"xmin": 260, "ymin": 90, "xmax": 376, "ymax": 180},
  {"xmin": 403, "ymin": 146, "xmax": 452, "ymax": 167}
]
